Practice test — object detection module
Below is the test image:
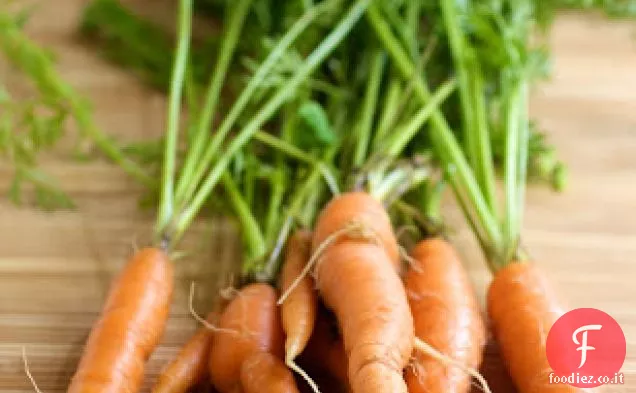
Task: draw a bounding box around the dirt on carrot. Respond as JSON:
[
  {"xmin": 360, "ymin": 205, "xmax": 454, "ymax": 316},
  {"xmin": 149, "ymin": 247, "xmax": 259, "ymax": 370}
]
[
  {"xmin": 209, "ymin": 283, "xmax": 284, "ymax": 393},
  {"xmin": 67, "ymin": 247, "xmax": 173, "ymax": 393},
  {"xmin": 404, "ymin": 238, "xmax": 486, "ymax": 393}
]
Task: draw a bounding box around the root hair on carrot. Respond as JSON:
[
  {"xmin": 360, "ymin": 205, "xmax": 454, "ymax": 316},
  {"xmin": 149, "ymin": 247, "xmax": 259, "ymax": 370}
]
[
  {"xmin": 22, "ymin": 347, "xmax": 43, "ymax": 393},
  {"xmin": 277, "ymin": 220, "xmax": 380, "ymax": 305},
  {"xmin": 188, "ymin": 282, "xmax": 243, "ymax": 337},
  {"xmin": 286, "ymin": 358, "xmax": 321, "ymax": 393},
  {"xmin": 413, "ymin": 337, "xmax": 491, "ymax": 393}
]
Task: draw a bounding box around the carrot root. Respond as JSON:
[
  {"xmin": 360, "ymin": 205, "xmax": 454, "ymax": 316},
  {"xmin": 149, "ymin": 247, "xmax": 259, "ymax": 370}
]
[
  {"xmin": 22, "ymin": 348, "xmax": 43, "ymax": 393},
  {"xmin": 287, "ymin": 358, "xmax": 321, "ymax": 393},
  {"xmin": 413, "ymin": 338, "xmax": 492, "ymax": 393},
  {"xmin": 189, "ymin": 282, "xmax": 241, "ymax": 337}
]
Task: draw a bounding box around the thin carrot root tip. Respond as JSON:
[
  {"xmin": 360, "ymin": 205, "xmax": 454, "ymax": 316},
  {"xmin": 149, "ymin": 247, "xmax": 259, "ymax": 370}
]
[
  {"xmin": 22, "ymin": 348, "xmax": 43, "ymax": 393},
  {"xmin": 188, "ymin": 282, "xmax": 240, "ymax": 336},
  {"xmin": 277, "ymin": 220, "xmax": 380, "ymax": 305},
  {"xmin": 286, "ymin": 358, "xmax": 322, "ymax": 393},
  {"xmin": 413, "ymin": 337, "xmax": 492, "ymax": 393}
]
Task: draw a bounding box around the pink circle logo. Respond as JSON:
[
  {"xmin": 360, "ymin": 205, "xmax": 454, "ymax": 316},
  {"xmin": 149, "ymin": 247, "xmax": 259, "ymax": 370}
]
[{"xmin": 546, "ymin": 308, "xmax": 626, "ymax": 388}]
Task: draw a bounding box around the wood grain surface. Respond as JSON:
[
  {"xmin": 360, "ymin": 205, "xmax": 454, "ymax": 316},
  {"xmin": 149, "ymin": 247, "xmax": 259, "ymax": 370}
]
[{"xmin": 1, "ymin": 1, "xmax": 635, "ymax": 392}]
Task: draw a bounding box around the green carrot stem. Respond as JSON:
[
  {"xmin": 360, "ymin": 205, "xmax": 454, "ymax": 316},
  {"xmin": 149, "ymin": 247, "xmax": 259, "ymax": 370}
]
[
  {"xmin": 373, "ymin": 78, "xmax": 402, "ymax": 148},
  {"xmin": 253, "ymin": 131, "xmax": 315, "ymax": 165},
  {"xmin": 353, "ymin": 49, "xmax": 385, "ymax": 167},
  {"xmin": 253, "ymin": 130, "xmax": 339, "ymax": 193},
  {"xmin": 423, "ymin": 180, "xmax": 445, "ymax": 225},
  {"xmin": 221, "ymin": 172, "xmax": 267, "ymax": 261},
  {"xmin": 174, "ymin": 0, "xmax": 252, "ymax": 205},
  {"xmin": 379, "ymin": 2, "xmax": 415, "ymax": 59},
  {"xmin": 184, "ymin": 63, "xmax": 200, "ymax": 135},
  {"xmin": 470, "ymin": 70, "xmax": 498, "ymax": 217},
  {"xmin": 405, "ymin": 0, "xmax": 421, "ymax": 57},
  {"xmin": 154, "ymin": 0, "xmax": 192, "ymax": 243},
  {"xmin": 264, "ymin": 168, "xmax": 286, "ymax": 245},
  {"xmin": 385, "ymin": 78, "xmax": 456, "ymax": 158},
  {"xmin": 366, "ymin": 4, "xmax": 503, "ymax": 252},
  {"xmin": 172, "ymin": 0, "xmax": 372, "ymax": 244},
  {"xmin": 174, "ymin": 2, "xmax": 327, "ymax": 207},
  {"xmin": 255, "ymin": 145, "xmax": 337, "ymax": 281},
  {"xmin": 440, "ymin": 0, "xmax": 473, "ymax": 154},
  {"xmin": 440, "ymin": 0, "xmax": 498, "ymax": 217},
  {"xmin": 502, "ymin": 79, "xmax": 522, "ymax": 265},
  {"xmin": 515, "ymin": 80, "xmax": 530, "ymax": 261}
]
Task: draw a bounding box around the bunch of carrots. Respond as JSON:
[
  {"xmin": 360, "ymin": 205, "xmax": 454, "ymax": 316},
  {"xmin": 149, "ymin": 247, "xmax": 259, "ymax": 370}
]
[{"xmin": 12, "ymin": 0, "xmax": 603, "ymax": 393}]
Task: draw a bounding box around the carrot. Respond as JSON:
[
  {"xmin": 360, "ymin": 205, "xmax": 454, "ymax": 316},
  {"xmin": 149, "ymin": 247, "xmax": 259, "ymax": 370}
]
[
  {"xmin": 314, "ymin": 242, "xmax": 414, "ymax": 393},
  {"xmin": 312, "ymin": 192, "xmax": 400, "ymax": 268},
  {"xmin": 152, "ymin": 312, "xmax": 217, "ymax": 393},
  {"xmin": 487, "ymin": 262, "xmax": 582, "ymax": 393},
  {"xmin": 240, "ymin": 352, "xmax": 300, "ymax": 393},
  {"xmin": 209, "ymin": 283, "xmax": 284, "ymax": 393},
  {"xmin": 281, "ymin": 230, "xmax": 317, "ymax": 360},
  {"xmin": 279, "ymin": 230, "xmax": 320, "ymax": 391},
  {"xmin": 68, "ymin": 247, "xmax": 173, "ymax": 393},
  {"xmin": 403, "ymin": 238, "xmax": 486, "ymax": 393}
]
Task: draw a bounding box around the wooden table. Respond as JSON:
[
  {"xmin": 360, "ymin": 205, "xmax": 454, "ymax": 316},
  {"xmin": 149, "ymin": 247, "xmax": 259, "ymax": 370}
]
[{"xmin": 1, "ymin": 1, "xmax": 635, "ymax": 392}]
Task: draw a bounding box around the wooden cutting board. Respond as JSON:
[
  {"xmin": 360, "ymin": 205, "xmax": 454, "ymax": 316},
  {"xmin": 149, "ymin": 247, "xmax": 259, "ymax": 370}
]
[{"xmin": 1, "ymin": 1, "xmax": 635, "ymax": 391}]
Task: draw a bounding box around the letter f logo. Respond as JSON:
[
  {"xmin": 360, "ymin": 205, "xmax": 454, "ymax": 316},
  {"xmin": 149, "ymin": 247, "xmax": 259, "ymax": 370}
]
[{"xmin": 572, "ymin": 324, "xmax": 602, "ymax": 368}]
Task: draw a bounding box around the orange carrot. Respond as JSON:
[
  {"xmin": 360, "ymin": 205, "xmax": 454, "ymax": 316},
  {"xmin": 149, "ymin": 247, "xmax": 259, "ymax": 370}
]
[
  {"xmin": 280, "ymin": 231, "xmax": 317, "ymax": 372},
  {"xmin": 487, "ymin": 262, "xmax": 579, "ymax": 393},
  {"xmin": 314, "ymin": 242, "xmax": 413, "ymax": 393},
  {"xmin": 68, "ymin": 248, "xmax": 173, "ymax": 393},
  {"xmin": 209, "ymin": 283, "xmax": 284, "ymax": 393},
  {"xmin": 240, "ymin": 352, "xmax": 300, "ymax": 393},
  {"xmin": 152, "ymin": 312, "xmax": 217, "ymax": 393},
  {"xmin": 403, "ymin": 238, "xmax": 486, "ymax": 393},
  {"xmin": 312, "ymin": 192, "xmax": 400, "ymax": 268}
]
